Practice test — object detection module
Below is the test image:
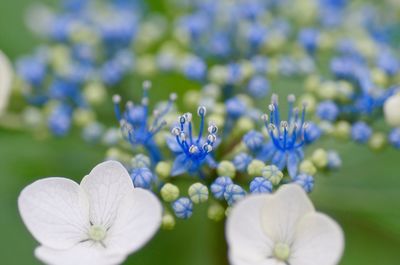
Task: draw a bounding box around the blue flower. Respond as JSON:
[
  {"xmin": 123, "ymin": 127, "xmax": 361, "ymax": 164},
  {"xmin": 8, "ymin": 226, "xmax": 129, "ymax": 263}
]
[
  {"xmin": 16, "ymin": 55, "xmax": 47, "ymax": 87},
  {"xmin": 130, "ymin": 167, "xmax": 154, "ymax": 189},
  {"xmin": 256, "ymin": 94, "xmax": 317, "ymax": 177},
  {"xmin": 183, "ymin": 56, "xmax": 207, "ymax": 81},
  {"xmin": 327, "ymin": 150, "xmax": 342, "ymax": 169},
  {"xmin": 168, "ymin": 106, "xmax": 218, "ymax": 176},
  {"xmin": 224, "ymin": 184, "xmax": 246, "ymax": 205},
  {"xmin": 351, "ymin": 121, "xmax": 372, "ymax": 143},
  {"xmin": 48, "ymin": 104, "xmax": 73, "ymax": 136},
  {"xmin": 298, "ymin": 28, "xmax": 319, "ymax": 54},
  {"xmin": 172, "ymin": 197, "xmax": 193, "ymax": 219},
  {"xmin": 247, "ymin": 76, "xmax": 269, "ymax": 98},
  {"xmin": 114, "ymin": 81, "xmax": 177, "ymax": 164},
  {"xmin": 389, "ymin": 128, "xmax": 400, "ymax": 149},
  {"xmin": 226, "ymin": 97, "xmax": 247, "ymax": 119},
  {"xmin": 316, "ymin": 100, "xmax": 339, "ymax": 121},
  {"xmin": 210, "ymin": 176, "xmax": 233, "ymax": 200},
  {"xmin": 249, "ymin": 177, "xmax": 273, "ymax": 194},
  {"xmin": 293, "ymin": 174, "xmax": 314, "ymax": 193}
]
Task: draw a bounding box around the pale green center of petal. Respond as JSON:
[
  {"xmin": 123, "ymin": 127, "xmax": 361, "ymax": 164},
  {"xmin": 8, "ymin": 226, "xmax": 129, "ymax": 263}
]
[
  {"xmin": 273, "ymin": 242, "xmax": 290, "ymax": 261},
  {"xmin": 88, "ymin": 225, "xmax": 107, "ymax": 242}
]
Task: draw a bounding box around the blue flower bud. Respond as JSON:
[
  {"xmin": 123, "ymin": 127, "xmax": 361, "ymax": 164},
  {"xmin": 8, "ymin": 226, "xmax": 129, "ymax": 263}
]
[
  {"xmin": 248, "ymin": 76, "xmax": 269, "ymax": 98},
  {"xmin": 48, "ymin": 104, "xmax": 72, "ymax": 137},
  {"xmin": 293, "ymin": 174, "xmax": 314, "ymax": 193},
  {"xmin": 389, "ymin": 128, "xmax": 400, "ymax": 149},
  {"xmin": 82, "ymin": 122, "xmax": 104, "ymax": 143},
  {"xmin": 172, "ymin": 197, "xmax": 193, "ymax": 219},
  {"xmin": 224, "ymin": 184, "xmax": 246, "ymax": 205},
  {"xmin": 351, "ymin": 121, "xmax": 372, "ymax": 143},
  {"xmin": 249, "ymin": 177, "xmax": 273, "ymax": 194},
  {"xmin": 211, "ymin": 176, "xmax": 233, "ymax": 199},
  {"xmin": 184, "ymin": 56, "xmax": 206, "ymax": 81},
  {"xmin": 243, "ymin": 130, "xmax": 264, "ymax": 152},
  {"xmin": 130, "ymin": 167, "xmax": 154, "ymax": 189},
  {"xmin": 226, "ymin": 97, "xmax": 246, "ymax": 119},
  {"xmin": 327, "ymin": 150, "xmax": 342, "ymax": 169},
  {"xmin": 233, "ymin": 152, "xmax": 253, "ymax": 172},
  {"xmin": 316, "ymin": 100, "xmax": 339, "ymax": 121}
]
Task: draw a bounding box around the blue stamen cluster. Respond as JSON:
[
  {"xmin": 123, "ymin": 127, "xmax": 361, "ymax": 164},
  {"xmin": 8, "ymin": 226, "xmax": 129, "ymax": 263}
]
[
  {"xmin": 168, "ymin": 106, "xmax": 218, "ymax": 176},
  {"xmin": 114, "ymin": 81, "xmax": 177, "ymax": 164}
]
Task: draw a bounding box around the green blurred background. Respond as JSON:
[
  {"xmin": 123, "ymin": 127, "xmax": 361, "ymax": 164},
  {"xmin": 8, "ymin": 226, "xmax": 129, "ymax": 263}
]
[{"xmin": 0, "ymin": 0, "xmax": 400, "ymax": 264}]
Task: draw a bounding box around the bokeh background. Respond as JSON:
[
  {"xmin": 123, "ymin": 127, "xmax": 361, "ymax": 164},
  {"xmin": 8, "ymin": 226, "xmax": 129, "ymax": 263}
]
[{"xmin": 0, "ymin": 0, "xmax": 399, "ymax": 264}]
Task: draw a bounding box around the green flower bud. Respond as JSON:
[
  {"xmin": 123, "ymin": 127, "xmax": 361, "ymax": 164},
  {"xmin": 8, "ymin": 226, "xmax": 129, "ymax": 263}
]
[
  {"xmin": 136, "ymin": 55, "xmax": 156, "ymax": 76},
  {"xmin": 319, "ymin": 121, "xmax": 334, "ymax": 135},
  {"xmin": 209, "ymin": 65, "xmax": 229, "ymax": 85},
  {"xmin": 334, "ymin": 121, "xmax": 351, "ymax": 140},
  {"xmin": 162, "ymin": 213, "xmax": 176, "ymax": 230},
  {"xmin": 105, "ymin": 148, "xmax": 123, "ymax": 161},
  {"xmin": 207, "ymin": 114, "xmax": 224, "ymax": 130},
  {"xmin": 261, "ymin": 165, "xmax": 283, "ymax": 185},
  {"xmin": 317, "ymin": 81, "xmax": 337, "ymax": 100},
  {"xmin": 218, "ymin": 161, "xmax": 236, "ymax": 178},
  {"xmin": 304, "ymin": 75, "xmax": 320, "ymax": 93},
  {"xmin": 207, "ymin": 203, "xmax": 225, "ymax": 222},
  {"xmin": 183, "ymin": 90, "xmax": 201, "ymax": 109},
  {"xmin": 73, "ymin": 109, "xmax": 95, "ymax": 127},
  {"xmin": 299, "ymin": 160, "xmax": 317, "ymax": 176},
  {"xmin": 299, "ymin": 93, "xmax": 316, "ymax": 112},
  {"xmin": 240, "ymin": 60, "xmax": 255, "ymax": 80},
  {"xmin": 83, "ymin": 82, "xmax": 107, "ymax": 105},
  {"xmin": 248, "ymin": 160, "xmax": 266, "ymax": 177},
  {"xmin": 213, "ymin": 103, "xmax": 226, "ymax": 115},
  {"xmin": 311, "ymin": 148, "xmax": 328, "ymax": 168},
  {"xmin": 371, "ymin": 68, "xmax": 388, "ymax": 87},
  {"xmin": 369, "ymin": 132, "xmax": 387, "ymax": 151},
  {"xmin": 160, "ymin": 183, "xmax": 180, "ymax": 202},
  {"xmin": 188, "ymin": 183, "xmax": 209, "ymax": 204},
  {"xmin": 235, "ymin": 117, "xmax": 255, "ymax": 135},
  {"xmin": 155, "ymin": 161, "xmax": 172, "ymax": 180}
]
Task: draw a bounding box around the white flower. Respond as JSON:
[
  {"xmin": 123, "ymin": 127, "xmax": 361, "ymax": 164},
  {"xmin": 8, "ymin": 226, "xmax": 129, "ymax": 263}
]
[
  {"xmin": 226, "ymin": 184, "xmax": 344, "ymax": 265},
  {"xmin": 18, "ymin": 160, "xmax": 162, "ymax": 265},
  {"xmin": 384, "ymin": 92, "xmax": 400, "ymax": 127},
  {"xmin": 0, "ymin": 50, "xmax": 13, "ymax": 115}
]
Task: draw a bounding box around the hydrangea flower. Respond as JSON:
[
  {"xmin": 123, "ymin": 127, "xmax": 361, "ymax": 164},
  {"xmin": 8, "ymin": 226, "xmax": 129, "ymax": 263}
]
[
  {"xmin": 114, "ymin": 81, "xmax": 177, "ymax": 163},
  {"xmin": 18, "ymin": 161, "xmax": 162, "ymax": 265},
  {"xmin": 168, "ymin": 106, "xmax": 218, "ymax": 176},
  {"xmin": 0, "ymin": 50, "xmax": 13, "ymax": 115},
  {"xmin": 226, "ymin": 184, "xmax": 344, "ymax": 265},
  {"xmin": 257, "ymin": 94, "xmax": 320, "ymax": 177}
]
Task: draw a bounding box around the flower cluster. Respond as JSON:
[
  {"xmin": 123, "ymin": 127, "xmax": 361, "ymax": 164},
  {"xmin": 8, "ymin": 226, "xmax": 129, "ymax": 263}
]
[
  {"xmin": 15, "ymin": 0, "xmax": 142, "ymax": 136},
  {"xmin": 7, "ymin": 0, "xmax": 400, "ymax": 264}
]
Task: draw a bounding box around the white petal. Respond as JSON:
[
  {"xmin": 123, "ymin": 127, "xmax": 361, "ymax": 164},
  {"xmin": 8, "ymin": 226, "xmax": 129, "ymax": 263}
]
[
  {"xmin": 80, "ymin": 161, "xmax": 133, "ymax": 228},
  {"xmin": 289, "ymin": 212, "xmax": 344, "ymax": 265},
  {"xmin": 226, "ymin": 195, "xmax": 274, "ymax": 265},
  {"xmin": 18, "ymin": 178, "xmax": 89, "ymax": 249},
  {"xmin": 261, "ymin": 184, "xmax": 314, "ymax": 244},
  {"xmin": 229, "ymin": 251, "xmax": 286, "ymax": 265},
  {"xmin": 0, "ymin": 50, "xmax": 13, "ymax": 115},
  {"xmin": 35, "ymin": 243, "xmax": 126, "ymax": 265},
  {"xmin": 105, "ymin": 188, "xmax": 162, "ymax": 254}
]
